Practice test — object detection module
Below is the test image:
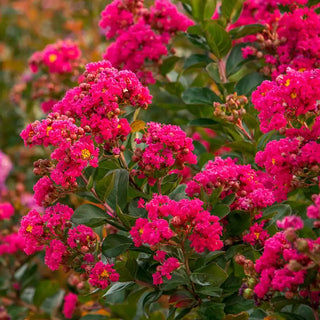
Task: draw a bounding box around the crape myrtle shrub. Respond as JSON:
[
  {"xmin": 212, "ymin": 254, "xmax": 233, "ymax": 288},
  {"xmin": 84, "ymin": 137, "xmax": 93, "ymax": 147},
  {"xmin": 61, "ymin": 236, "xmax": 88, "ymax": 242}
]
[{"xmin": 1, "ymin": 0, "xmax": 320, "ymax": 319}]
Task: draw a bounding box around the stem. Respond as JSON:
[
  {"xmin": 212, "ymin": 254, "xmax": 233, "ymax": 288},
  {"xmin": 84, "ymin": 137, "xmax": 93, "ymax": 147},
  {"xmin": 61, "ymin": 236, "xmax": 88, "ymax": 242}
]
[
  {"xmin": 236, "ymin": 120, "xmax": 254, "ymax": 141},
  {"xmin": 80, "ymin": 173, "xmax": 115, "ymax": 218},
  {"xmin": 218, "ymin": 59, "xmax": 228, "ymax": 83},
  {"xmin": 313, "ymin": 308, "xmax": 319, "ymax": 320}
]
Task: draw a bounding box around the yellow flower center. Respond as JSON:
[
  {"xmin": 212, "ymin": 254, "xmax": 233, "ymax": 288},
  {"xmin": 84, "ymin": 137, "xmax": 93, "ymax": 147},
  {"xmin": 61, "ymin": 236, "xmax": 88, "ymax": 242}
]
[
  {"xmin": 100, "ymin": 270, "xmax": 110, "ymax": 278},
  {"xmin": 285, "ymin": 79, "xmax": 291, "ymax": 87},
  {"xmin": 48, "ymin": 54, "xmax": 57, "ymax": 63},
  {"xmin": 272, "ymin": 158, "xmax": 276, "ymax": 165},
  {"xmin": 290, "ymin": 92, "xmax": 297, "ymax": 99},
  {"xmin": 46, "ymin": 126, "xmax": 52, "ymax": 136},
  {"xmin": 81, "ymin": 149, "xmax": 91, "ymax": 160},
  {"xmin": 298, "ymin": 68, "xmax": 306, "ymax": 72},
  {"xmin": 254, "ymin": 232, "xmax": 260, "ymax": 239},
  {"xmin": 26, "ymin": 225, "xmax": 33, "ymax": 233},
  {"xmin": 139, "ymin": 228, "xmax": 144, "ymax": 234}
]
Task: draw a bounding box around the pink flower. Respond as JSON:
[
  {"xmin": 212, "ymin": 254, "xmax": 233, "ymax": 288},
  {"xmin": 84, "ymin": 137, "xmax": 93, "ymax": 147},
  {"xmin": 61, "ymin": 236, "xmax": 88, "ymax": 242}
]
[
  {"xmin": 88, "ymin": 262, "xmax": 120, "ymax": 289},
  {"xmin": 45, "ymin": 239, "xmax": 67, "ymax": 271},
  {"xmin": 0, "ymin": 202, "xmax": 14, "ymax": 220},
  {"xmin": 67, "ymin": 225, "xmax": 96, "ymax": 249},
  {"xmin": 152, "ymin": 257, "xmax": 180, "ymax": 285},
  {"xmin": 277, "ymin": 216, "xmax": 304, "ymax": 230},
  {"xmin": 243, "ymin": 222, "xmax": 270, "ymax": 246},
  {"xmin": 63, "ymin": 293, "xmax": 78, "ymax": 319}
]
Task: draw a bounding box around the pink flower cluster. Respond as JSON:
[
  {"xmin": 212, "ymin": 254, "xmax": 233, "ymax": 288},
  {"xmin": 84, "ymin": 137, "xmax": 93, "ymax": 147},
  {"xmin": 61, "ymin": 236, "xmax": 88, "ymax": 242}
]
[
  {"xmin": 29, "ymin": 40, "xmax": 81, "ymax": 74},
  {"xmin": 253, "ymin": 232, "xmax": 318, "ymax": 301},
  {"xmin": 153, "ymin": 256, "xmax": 180, "ymax": 285},
  {"xmin": 88, "ymin": 262, "xmax": 120, "ymax": 289},
  {"xmin": 131, "ymin": 195, "xmax": 222, "ymax": 284},
  {"xmin": 0, "ymin": 233, "xmax": 25, "ymax": 256},
  {"xmin": 242, "ymin": 222, "xmax": 269, "ymax": 247},
  {"xmin": 0, "ymin": 151, "xmax": 12, "ymax": 191},
  {"xmin": 186, "ymin": 157, "xmax": 274, "ymax": 213},
  {"xmin": 21, "ymin": 113, "xmax": 98, "ymax": 206},
  {"xmin": 252, "ymin": 69, "xmax": 320, "ymax": 134},
  {"xmin": 132, "ymin": 122, "xmax": 197, "ymax": 185},
  {"xmin": 0, "ymin": 202, "xmax": 14, "ymax": 220},
  {"xmin": 100, "ymin": 0, "xmax": 193, "ymax": 83},
  {"xmin": 53, "ymin": 60, "xmax": 152, "ymax": 150},
  {"xmin": 254, "ymin": 69, "xmax": 320, "ymax": 201},
  {"xmin": 63, "ymin": 293, "xmax": 78, "ymax": 319},
  {"xmin": 131, "ymin": 195, "xmax": 223, "ymax": 253}
]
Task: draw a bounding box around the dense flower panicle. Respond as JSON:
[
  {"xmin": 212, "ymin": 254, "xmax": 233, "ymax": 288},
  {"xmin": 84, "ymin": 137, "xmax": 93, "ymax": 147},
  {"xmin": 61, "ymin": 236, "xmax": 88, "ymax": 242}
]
[
  {"xmin": 148, "ymin": 0, "xmax": 194, "ymax": 36},
  {"xmin": 0, "ymin": 151, "xmax": 12, "ymax": 190},
  {"xmin": 63, "ymin": 293, "xmax": 78, "ymax": 319},
  {"xmin": 133, "ymin": 122, "xmax": 197, "ymax": 184},
  {"xmin": 104, "ymin": 22, "xmax": 167, "ymax": 84},
  {"xmin": 130, "ymin": 217, "xmax": 174, "ymax": 247},
  {"xmin": 152, "ymin": 257, "xmax": 180, "ymax": 285},
  {"xmin": 252, "ymin": 69, "xmax": 320, "ymax": 133},
  {"xmin": 99, "ymin": 0, "xmax": 138, "ymax": 39},
  {"xmin": 275, "ymin": 8, "xmax": 320, "ymax": 75},
  {"xmin": 45, "ymin": 239, "xmax": 68, "ymax": 271},
  {"xmin": 252, "ymin": 232, "xmax": 315, "ymax": 299},
  {"xmin": 88, "ymin": 262, "xmax": 120, "ymax": 289},
  {"xmin": 186, "ymin": 157, "xmax": 274, "ymax": 212},
  {"xmin": 29, "ymin": 40, "xmax": 81, "ymax": 74},
  {"xmin": 0, "ymin": 202, "xmax": 14, "ymax": 220},
  {"xmin": 100, "ymin": 0, "xmax": 193, "ymax": 83},
  {"xmin": 67, "ymin": 225, "xmax": 96, "ymax": 249},
  {"xmin": 243, "ymin": 222, "xmax": 270, "ymax": 246},
  {"xmin": 19, "ymin": 204, "xmax": 73, "ymax": 255},
  {"xmin": 0, "ymin": 233, "xmax": 25, "ymax": 255},
  {"xmin": 52, "ymin": 61, "xmax": 152, "ymax": 150},
  {"xmin": 256, "ymin": 136, "xmax": 320, "ymax": 201},
  {"xmin": 131, "ymin": 196, "xmax": 223, "ymax": 254},
  {"xmin": 21, "ymin": 112, "xmax": 99, "ymax": 198}
]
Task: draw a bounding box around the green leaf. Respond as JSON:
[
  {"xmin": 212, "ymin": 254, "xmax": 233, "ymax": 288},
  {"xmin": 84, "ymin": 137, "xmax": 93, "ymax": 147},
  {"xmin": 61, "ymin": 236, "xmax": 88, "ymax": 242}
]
[
  {"xmin": 72, "ymin": 204, "xmax": 109, "ymax": 228},
  {"xmin": 221, "ymin": 0, "xmax": 244, "ymax": 22},
  {"xmin": 108, "ymin": 169, "xmax": 129, "ymax": 210},
  {"xmin": 161, "ymin": 174, "xmax": 181, "ymax": 195},
  {"xmin": 103, "ymin": 282, "xmax": 135, "ymax": 298},
  {"xmin": 182, "ymin": 87, "xmax": 222, "ymax": 105},
  {"xmin": 227, "ymin": 211, "xmax": 251, "ymax": 236},
  {"xmin": 33, "ymin": 280, "xmax": 59, "ymax": 307},
  {"xmin": 184, "ymin": 54, "xmax": 213, "ymax": 69},
  {"xmin": 226, "ymin": 43, "xmax": 251, "ymax": 77},
  {"xmin": 198, "ymin": 302, "xmax": 225, "ymax": 320},
  {"xmin": 211, "ymin": 203, "xmax": 230, "ymax": 219},
  {"xmin": 95, "ymin": 171, "xmax": 115, "ymax": 201},
  {"xmin": 80, "ymin": 316, "xmax": 107, "ymax": 320},
  {"xmin": 234, "ymin": 72, "xmax": 267, "ymax": 96},
  {"xmin": 196, "ymin": 286, "xmax": 223, "ymax": 297},
  {"xmin": 102, "ymin": 234, "xmax": 133, "ymax": 257},
  {"xmin": 229, "ymin": 24, "xmax": 265, "ymax": 39},
  {"xmin": 191, "ymin": 263, "xmax": 228, "ymax": 286},
  {"xmin": 160, "ymin": 56, "xmax": 180, "ymax": 75},
  {"xmin": 116, "ymin": 205, "xmax": 138, "ymax": 229},
  {"xmin": 191, "ymin": 0, "xmax": 217, "ymax": 21},
  {"xmin": 205, "ymin": 21, "xmax": 232, "ymax": 59}
]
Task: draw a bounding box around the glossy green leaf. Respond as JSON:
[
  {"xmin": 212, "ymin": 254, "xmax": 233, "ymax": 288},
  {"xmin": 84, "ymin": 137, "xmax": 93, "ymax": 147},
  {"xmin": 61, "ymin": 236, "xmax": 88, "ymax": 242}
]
[
  {"xmin": 102, "ymin": 234, "xmax": 133, "ymax": 257},
  {"xmin": 221, "ymin": 0, "xmax": 244, "ymax": 22},
  {"xmin": 229, "ymin": 24, "xmax": 265, "ymax": 39},
  {"xmin": 72, "ymin": 204, "xmax": 109, "ymax": 227},
  {"xmin": 95, "ymin": 171, "xmax": 115, "ymax": 201},
  {"xmin": 205, "ymin": 21, "xmax": 232, "ymax": 58},
  {"xmin": 234, "ymin": 72, "xmax": 267, "ymax": 96},
  {"xmin": 182, "ymin": 87, "xmax": 222, "ymax": 105}
]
